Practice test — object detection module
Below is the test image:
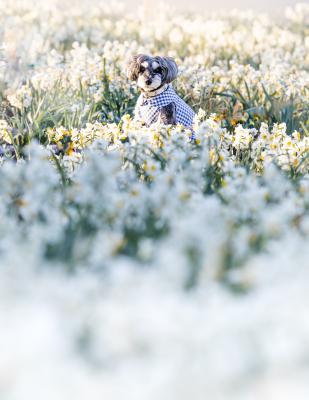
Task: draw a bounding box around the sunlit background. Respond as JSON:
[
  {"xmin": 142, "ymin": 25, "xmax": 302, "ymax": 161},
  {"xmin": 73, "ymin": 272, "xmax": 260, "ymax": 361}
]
[{"xmin": 125, "ymin": 0, "xmax": 301, "ymax": 15}]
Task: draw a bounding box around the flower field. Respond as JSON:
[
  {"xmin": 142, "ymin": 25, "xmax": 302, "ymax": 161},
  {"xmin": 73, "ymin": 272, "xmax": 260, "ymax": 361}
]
[{"xmin": 0, "ymin": 1, "xmax": 309, "ymax": 398}]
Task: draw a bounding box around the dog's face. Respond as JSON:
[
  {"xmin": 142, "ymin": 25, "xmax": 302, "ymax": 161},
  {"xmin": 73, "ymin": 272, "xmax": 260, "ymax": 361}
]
[{"xmin": 126, "ymin": 54, "xmax": 178, "ymax": 92}]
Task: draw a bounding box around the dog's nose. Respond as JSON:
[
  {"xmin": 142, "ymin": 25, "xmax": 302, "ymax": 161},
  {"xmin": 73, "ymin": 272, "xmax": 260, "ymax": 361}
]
[{"xmin": 145, "ymin": 79, "xmax": 152, "ymax": 85}]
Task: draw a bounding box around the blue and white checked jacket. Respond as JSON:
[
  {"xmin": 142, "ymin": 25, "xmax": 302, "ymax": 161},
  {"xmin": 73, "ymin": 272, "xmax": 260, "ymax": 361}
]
[{"xmin": 134, "ymin": 85, "xmax": 196, "ymax": 128}]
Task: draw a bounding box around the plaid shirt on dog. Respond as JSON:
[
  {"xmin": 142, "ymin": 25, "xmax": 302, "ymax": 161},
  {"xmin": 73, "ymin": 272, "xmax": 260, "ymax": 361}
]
[{"xmin": 134, "ymin": 85, "xmax": 196, "ymax": 127}]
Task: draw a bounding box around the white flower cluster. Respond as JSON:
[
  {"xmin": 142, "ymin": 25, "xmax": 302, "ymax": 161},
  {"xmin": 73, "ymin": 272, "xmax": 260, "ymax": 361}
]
[
  {"xmin": 0, "ymin": 0, "xmax": 308, "ymax": 117},
  {"xmin": 0, "ymin": 123, "xmax": 309, "ymax": 398}
]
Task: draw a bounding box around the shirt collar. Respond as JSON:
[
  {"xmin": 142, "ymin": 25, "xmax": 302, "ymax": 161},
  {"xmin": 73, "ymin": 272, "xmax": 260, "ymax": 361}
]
[{"xmin": 141, "ymin": 84, "xmax": 170, "ymax": 101}]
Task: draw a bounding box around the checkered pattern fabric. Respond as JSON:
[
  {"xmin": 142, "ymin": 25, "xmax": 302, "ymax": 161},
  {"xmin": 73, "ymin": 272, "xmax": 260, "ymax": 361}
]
[{"xmin": 134, "ymin": 85, "xmax": 196, "ymax": 128}]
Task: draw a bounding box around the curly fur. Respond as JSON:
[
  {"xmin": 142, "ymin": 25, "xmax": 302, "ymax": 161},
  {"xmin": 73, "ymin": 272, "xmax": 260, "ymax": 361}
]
[{"xmin": 126, "ymin": 54, "xmax": 178, "ymax": 85}]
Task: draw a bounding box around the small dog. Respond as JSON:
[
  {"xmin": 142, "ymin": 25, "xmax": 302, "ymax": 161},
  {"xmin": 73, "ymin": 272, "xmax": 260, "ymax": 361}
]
[{"xmin": 126, "ymin": 54, "xmax": 195, "ymax": 128}]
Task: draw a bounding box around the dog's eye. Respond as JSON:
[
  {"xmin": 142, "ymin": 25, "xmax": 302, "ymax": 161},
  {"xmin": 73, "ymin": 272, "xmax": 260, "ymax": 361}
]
[
  {"xmin": 155, "ymin": 67, "xmax": 162, "ymax": 74},
  {"xmin": 139, "ymin": 66, "xmax": 145, "ymax": 73}
]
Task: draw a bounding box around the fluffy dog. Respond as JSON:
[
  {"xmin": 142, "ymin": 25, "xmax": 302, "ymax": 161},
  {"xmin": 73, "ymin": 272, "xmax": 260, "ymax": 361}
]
[{"xmin": 126, "ymin": 54, "xmax": 195, "ymax": 127}]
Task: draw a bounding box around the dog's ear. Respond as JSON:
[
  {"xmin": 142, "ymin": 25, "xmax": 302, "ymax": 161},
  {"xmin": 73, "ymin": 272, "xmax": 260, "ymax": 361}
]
[
  {"xmin": 155, "ymin": 56, "xmax": 178, "ymax": 84},
  {"xmin": 126, "ymin": 54, "xmax": 143, "ymax": 81}
]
